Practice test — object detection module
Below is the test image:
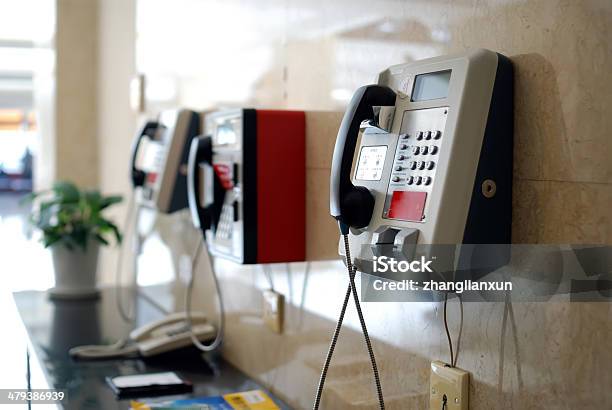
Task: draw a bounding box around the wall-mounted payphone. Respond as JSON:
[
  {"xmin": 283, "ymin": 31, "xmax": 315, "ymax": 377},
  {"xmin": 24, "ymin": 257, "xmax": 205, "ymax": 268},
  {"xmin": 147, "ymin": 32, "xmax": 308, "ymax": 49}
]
[
  {"xmin": 313, "ymin": 49, "xmax": 514, "ymax": 410},
  {"xmin": 330, "ymin": 49, "xmax": 514, "ymax": 274},
  {"xmin": 131, "ymin": 109, "xmax": 200, "ymax": 213},
  {"xmin": 188, "ymin": 109, "xmax": 306, "ymax": 264},
  {"xmin": 72, "ymin": 109, "xmax": 213, "ymax": 356},
  {"xmin": 115, "ymin": 109, "xmax": 200, "ymax": 323}
]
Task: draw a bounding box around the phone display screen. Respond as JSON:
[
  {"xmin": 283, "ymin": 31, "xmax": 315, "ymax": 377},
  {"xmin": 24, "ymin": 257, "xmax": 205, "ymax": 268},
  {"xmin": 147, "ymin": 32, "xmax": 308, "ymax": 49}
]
[
  {"xmin": 411, "ymin": 70, "xmax": 452, "ymax": 101},
  {"xmin": 216, "ymin": 123, "xmax": 237, "ymax": 145},
  {"xmin": 355, "ymin": 145, "xmax": 387, "ymax": 181}
]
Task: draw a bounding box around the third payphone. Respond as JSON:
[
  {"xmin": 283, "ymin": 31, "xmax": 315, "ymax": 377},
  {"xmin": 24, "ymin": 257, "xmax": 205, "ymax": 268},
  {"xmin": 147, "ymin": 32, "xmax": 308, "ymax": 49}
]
[{"xmin": 130, "ymin": 109, "xmax": 200, "ymax": 213}]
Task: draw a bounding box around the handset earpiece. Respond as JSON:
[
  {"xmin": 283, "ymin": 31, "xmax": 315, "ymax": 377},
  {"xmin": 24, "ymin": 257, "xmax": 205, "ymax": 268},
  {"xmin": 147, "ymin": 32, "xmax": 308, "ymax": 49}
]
[
  {"xmin": 330, "ymin": 85, "xmax": 397, "ymax": 233},
  {"xmin": 130, "ymin": 120, "xmax": 159, "ymax": 188}
]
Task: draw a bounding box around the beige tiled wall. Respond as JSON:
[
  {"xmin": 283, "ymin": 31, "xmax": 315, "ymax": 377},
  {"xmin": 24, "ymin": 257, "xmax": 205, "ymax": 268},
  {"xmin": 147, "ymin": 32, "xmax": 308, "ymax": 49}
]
[
  {"xmin": 93, "ymin": 0, "xmax": 612, "ymax": 408},
  {"xmin": 55, "ymin": 0, "xmax": 99, "ymax": 188},
  {"xmin": 305, "ymin": 111, "xmax": 344, "ymax": 260}
]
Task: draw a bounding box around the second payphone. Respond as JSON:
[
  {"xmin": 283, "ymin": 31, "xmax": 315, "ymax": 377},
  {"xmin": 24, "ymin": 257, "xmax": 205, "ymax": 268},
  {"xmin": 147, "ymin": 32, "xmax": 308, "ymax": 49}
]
[{"xmin": 188, "ymin": 108, "xmax": 306, "ymax": 264}]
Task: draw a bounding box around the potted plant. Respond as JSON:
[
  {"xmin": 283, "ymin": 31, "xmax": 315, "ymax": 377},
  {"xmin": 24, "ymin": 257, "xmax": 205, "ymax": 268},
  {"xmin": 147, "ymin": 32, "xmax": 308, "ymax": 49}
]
[{"xmin": 24, "ymin": 181, "xmax": 123, "ymax": 298}]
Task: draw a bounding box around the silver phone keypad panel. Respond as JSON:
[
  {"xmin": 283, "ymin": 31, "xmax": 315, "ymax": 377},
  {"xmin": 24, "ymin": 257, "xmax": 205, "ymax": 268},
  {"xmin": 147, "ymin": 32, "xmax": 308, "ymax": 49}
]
[
  {"xmin": 383, "ymin": 106, "xmax": 448, "ymax": 221},
  {"xmin": 216, "ymin": 204, "xmax": 234, "ymax": 240}
]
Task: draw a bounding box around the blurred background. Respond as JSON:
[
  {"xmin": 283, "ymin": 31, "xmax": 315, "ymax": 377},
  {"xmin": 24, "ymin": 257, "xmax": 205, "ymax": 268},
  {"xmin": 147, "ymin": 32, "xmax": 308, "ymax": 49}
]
[{"xmin": 0, "ymin": 1, "xmax": 610, "ymax": 408}]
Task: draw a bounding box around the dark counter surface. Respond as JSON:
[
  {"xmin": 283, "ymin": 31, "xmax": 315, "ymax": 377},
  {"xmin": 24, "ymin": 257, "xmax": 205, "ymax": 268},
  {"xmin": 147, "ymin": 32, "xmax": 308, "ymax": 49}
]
[{"xmin": 13, "ymin": 286, "xmax": 290, "ymax": 410}]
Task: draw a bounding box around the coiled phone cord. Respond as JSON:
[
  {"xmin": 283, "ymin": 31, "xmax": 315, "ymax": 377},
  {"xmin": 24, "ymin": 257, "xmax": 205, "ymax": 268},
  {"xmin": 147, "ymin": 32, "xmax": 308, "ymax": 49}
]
[
  {"xmin": 443, "ymin": 293, "xmax": 454, "ymax": 367},
  {"xmin": 312, "ymin": 283, "xmax": 351, "ymax": 410},
  {"xmin": 116, "ymin": 191, "xmax": 137, "ymax": 323},
  {"xmin": 443, "ymin": 292, "xmax": 463, "ymax": 368},
  {"xmin": 69, "ymin": 338, "xmax": 139, "ymax": 360},
  {"xmin": 313, "ymin": 234, "xmax": 385, "ymax": 410},
  {"xmin": 185, "ymin": 236, "xmax": 225, "ymax": 352}
]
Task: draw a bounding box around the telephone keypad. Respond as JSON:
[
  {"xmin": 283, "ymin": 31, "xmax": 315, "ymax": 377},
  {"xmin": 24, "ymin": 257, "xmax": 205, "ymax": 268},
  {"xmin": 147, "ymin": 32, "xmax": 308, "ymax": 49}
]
[
  {"xmin": 216, "ymin": 204, "xmax": 235, "ymax": 240},
  {"xmin": 383, "ymin": 106, "xmax": 448, "ymax": 222}
]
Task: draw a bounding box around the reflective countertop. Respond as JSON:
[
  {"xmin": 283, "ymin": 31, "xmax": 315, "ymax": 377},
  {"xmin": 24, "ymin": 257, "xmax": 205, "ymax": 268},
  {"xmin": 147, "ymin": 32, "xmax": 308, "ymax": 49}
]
[{"xmin": 13, "ymin": 286, "xmax": 290, "ymax": 410}]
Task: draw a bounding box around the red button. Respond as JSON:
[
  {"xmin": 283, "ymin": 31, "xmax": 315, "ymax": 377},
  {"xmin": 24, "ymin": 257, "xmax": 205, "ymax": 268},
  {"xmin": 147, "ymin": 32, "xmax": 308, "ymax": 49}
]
[
  {"xmin": 213, "ymin": 164, "xmax": 234, "ymax": 190},
  {"xmin": 146, "ymin": 172, "xmax": 157, "ymax": 184},
  {"xmin": 388, "ymin": 191, "xmax": 427, "ymax": 221}
]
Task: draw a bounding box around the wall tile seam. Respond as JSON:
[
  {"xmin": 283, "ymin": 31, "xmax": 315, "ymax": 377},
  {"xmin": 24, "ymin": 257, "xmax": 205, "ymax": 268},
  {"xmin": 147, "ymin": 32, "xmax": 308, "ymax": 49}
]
[{"xmin": 515, "ymin": 177, "xmax": 612, "ymax": 186}]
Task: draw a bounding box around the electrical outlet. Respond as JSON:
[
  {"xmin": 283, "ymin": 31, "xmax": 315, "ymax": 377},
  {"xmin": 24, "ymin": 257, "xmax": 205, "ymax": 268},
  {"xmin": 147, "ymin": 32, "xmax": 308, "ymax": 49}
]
[
  {"xmin": 429, "ymin": 361, "xmax": 469, "ymax": 410},
  {"xmin": 262, "ymin": 290, "xmax": 284, "ymax": 334}
]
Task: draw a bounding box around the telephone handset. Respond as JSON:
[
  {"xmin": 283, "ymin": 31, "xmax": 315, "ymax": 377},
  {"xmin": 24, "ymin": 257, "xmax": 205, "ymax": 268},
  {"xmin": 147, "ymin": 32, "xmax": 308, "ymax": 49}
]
[
  {"xmin": 129, "ymin": 109, "xmax": 201, "ymax": 213},
  {"xmin": 330, "ymin": 85, "xmax": 397, "ymax": 233},
  {"xmin": 187, "ymin": 135, "xmax": 226, "ymax": 233},
  {"xmin": 130, "ymin": 120, "xmax": 159, "ymax": 188}
]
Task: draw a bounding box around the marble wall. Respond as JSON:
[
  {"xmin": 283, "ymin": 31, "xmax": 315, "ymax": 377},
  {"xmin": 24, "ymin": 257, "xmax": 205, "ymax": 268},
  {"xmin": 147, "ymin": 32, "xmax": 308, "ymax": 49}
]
[{"xmin": 93, "ymin": 0, "xmax": 612, "ymax": 408}]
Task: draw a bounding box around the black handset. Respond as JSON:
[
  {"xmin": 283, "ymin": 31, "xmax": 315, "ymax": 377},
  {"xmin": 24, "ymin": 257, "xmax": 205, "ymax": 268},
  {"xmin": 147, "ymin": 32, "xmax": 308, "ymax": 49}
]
[
  {"xmin": 187, "ymin": 136, "xmax": 225, "ymax": 233},
  {"xmin": 130, "ymin": 120, "xmax": 159, "ymax": 187},
  {"xmin": 329, "ymin": 85, "xmax": 396, "ymax": 233}
]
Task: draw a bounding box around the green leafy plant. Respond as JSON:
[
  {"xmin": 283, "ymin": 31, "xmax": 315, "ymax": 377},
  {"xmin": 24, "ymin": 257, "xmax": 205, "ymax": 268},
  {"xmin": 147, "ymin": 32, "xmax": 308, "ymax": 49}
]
[{"xmin": 23, "ymin": 181, "xmax": 123, "ymax": 251}]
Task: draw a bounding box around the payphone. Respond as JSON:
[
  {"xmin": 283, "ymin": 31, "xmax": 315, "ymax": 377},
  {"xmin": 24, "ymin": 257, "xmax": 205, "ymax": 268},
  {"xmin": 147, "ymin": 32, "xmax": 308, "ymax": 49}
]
[
  {"xmin": 70, "ymin": 109, "xmax": 215, "ymax": 359},
  {"xmin": 130, "ymin": 109, "xmax": 200, "ymax": 213},
  {"xmin": 182, "ymin": 108, "xmax": 306, "ymax": 353},
  {"xmin": 314, "ymin": 49, "xmax": 514, "ymax": 409},
  {"xmin": 331, "ymin": 48, "xmax": 513, "ymax": 274},
  {"xmin": 119, "ymin": 109, "xmax": 203, "ymax": 323},
  {"xmin": 188, "ymin": 108, "xmax": 306, "ymax": 264}
]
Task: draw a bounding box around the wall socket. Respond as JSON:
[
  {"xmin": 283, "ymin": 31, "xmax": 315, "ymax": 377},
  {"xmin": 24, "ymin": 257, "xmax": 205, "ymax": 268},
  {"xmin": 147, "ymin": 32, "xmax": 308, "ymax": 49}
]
[
  {"xmin": 262, "ymin": 289, "xmax": 284, "ymax": 334},
  {"xmin": 429, "ymin": 361, "xmax": 469, "ymax": 410}
]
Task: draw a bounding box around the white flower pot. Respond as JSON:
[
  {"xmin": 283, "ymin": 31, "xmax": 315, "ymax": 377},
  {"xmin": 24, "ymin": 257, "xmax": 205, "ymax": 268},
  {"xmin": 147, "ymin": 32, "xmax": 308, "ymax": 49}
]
[{"xmin": 49, "ymin": 243, "xmax": 100, "ymax": 299}]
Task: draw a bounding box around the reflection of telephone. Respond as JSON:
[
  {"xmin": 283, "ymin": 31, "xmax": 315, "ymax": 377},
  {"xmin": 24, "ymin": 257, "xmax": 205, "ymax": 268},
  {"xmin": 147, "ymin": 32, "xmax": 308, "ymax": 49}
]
[
  {"xmin": 130, "ymin": 109, "xmax": 200, "ymax": 213},
  {"xmin": 331, "ymin": 49, "xmax": 514, "ymax": 273},
  {"xmin": 69, "ymin": 312, "xmax": 215, "ymax": 359},
  {"xmin": 188, "ymin": 109, "xmax": 306, "ymax": 264},
  {"xmin": 129, "ymin": 312, "xmax": 214, "ymax": 357}
]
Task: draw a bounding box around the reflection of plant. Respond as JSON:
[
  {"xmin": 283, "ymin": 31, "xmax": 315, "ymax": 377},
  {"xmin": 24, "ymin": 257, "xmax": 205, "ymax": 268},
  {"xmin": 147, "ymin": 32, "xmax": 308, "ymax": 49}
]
[{"xmin": 23, "ymin": 181, "xmax": 123, "ymax": 251}]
